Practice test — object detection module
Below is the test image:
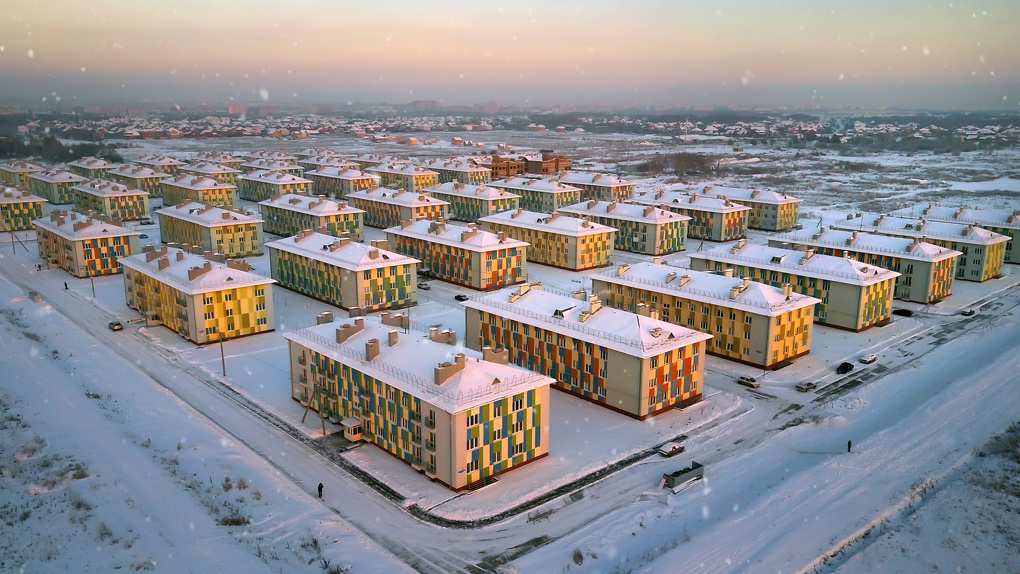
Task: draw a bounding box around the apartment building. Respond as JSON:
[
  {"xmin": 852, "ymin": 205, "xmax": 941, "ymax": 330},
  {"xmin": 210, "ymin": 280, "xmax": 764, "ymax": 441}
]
[
  {"xmin": 29, "ymin": 169, "xmax": 86, "ymax": 204},
  {"xmin": 71, "ymin": 180, "xmax": 151, "ymax": 221},
  {"xmin": 770, "ymin": 227, "xmax": 961, "ymax": 304},
  {"xmin": 421, "ymin": 158, "xmax": 492, "ymax": 185},
  {"xmin": 347, "ymin": 187, "xmax": 450, "ymax": 229},
  {"xmin": 592, "ymin": 262, "xmax": 819, "ymax": 369},
  {"xmin": 422, "ymin": 181, "xmax": 519, "ymax": 222},
  {"xmin": 463, "ymin": 283, "xmax": 712, "ymax": 419},
  {"xmin": 160, "ymin": 174, "xmax": 238, "ymax": 208},
  {"xmin": 487, "ymin": 177, "xmax": 583, "ymax": 213},
  {"xmin": 109, "ymin": 164, "xmax": 171, "ymax": 198},
  {"xmin": 191, "ymin": 152, "xmax": 244, "ymax": 170},
  {"xmin": 629, "ymin": 190, "xmax": 750, "ymax": 242},
  {"xmin": 246, "ymin": 150, "xmax": 298, "ymax": 163},
  {"xmin": 34, "ymin": 210, "xmax": 141, "ymax": 277},
  {"xmin": 0, "ymin": 160, "xmax": 44, "ymax": 189},
  {"xmin": 556, "ymin": 171, "xmax": 635, "ymax": 202},
  {"xmin": 700, "ymin": 185, "xmax": 802, "ymax": 232},
  {"xmin": 259, "ymin": 193, "xmax": 365, "ymax": 241},
  {"xmin": 349, "ymin": 153, "xmax": 396, "ymax": 169},
  {"xmin": 121, "ymin": 246, "xmax": 276, "ymax": 344},
  {"xmin": 557, "ymin": 200, "xmax": 689, "ymax": 255},
  {"xmin": 525, "ymin": 153, "xmax": 572, "ymax": 175},
  {"xmin": 133, "ymin": 154, "xmax": 185, "ymax": 175},
  {"xmin": 487, "ymin": 155, "xmax": 527, "ymax": 179},
  {"xmin": 239, "ymin": 159, "xmax": 305, "ymax": 177},
  {"xmin": 267, "ymin": 231, "xmax": 419, "ymax": 312},
  {"xmin": 284, "ymin": 313, "xmax": 553, "ymax": 490},
  {"xmin": 477, "ymin": 209, "xmax": 615, "ymax": 271},
  {"xmin": 832, "ymin": 214, "xmax": 1008, "ymax": 282},
  {"xmin": 305, "ymin": 167, "xmax": 381, "ymax": 199},
  {"xmin": 157, "ymin": 200, "xmax": 264, "ymax": 257},
  {"xmin": 0, "ymin": 188, "xmax": 47, "ymax": 232},
  {"xmin": 238, "ymin": 170, "xmax": 313, "ymax": 202},
  {"xmin": 385, "ymin": 219, "xmax": 528, "ymax": 290},
  {"xmin": 894, "ymin": 204, "xmax": 1020, "ymax": 265},
  {"xmin": 296, "ymin": 153, "xmax": 359, "ymax": 173},
  {"xmin": 67, "ymin": 157, "xmax": 116, "ymax": 179},
  {"xmin": 179, "ymin": 161, "xmax": 242, "ymax": 186},
  {"xmin": 690, "ymin": 241, "xmax": 899, "ymax": 332},
  {"xmin": 366, "ymin": 162, "xmax": 440, "ymax": 192}
]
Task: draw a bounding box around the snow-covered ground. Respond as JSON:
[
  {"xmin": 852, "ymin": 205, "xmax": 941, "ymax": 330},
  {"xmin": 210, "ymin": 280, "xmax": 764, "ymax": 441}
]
[{"xmin": 3, "ymin": 134, "xmax": 1020, "ymax": 572}]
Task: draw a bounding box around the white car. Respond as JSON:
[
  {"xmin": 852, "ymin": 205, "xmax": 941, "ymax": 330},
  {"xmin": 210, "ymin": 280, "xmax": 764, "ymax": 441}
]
[
  {"xmin": 737, "ymin": 375, "xmax": 760, "ymax": 388},
  {"xmin": 658, "ymin": 442, "xmax": 686, "ymax": 457},
  {"xmin": 860, "ymin": 354, "xmax": 877, "ymax": 364}
]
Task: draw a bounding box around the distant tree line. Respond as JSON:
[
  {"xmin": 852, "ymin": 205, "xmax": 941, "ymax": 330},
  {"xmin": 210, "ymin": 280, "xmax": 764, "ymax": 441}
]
[
  {"xmin": 635, "ymin": 152, "xmax": 717, "ymax": 175},
  {"xmin": 0, "ymin": 135, "xmax": 124, "ymax": 163}
]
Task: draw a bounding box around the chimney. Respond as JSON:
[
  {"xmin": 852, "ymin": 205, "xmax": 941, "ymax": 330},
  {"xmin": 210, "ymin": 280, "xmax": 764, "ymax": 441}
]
[
  {"xmin": 587, "ymin": 199, "xmax": 598, "ymax": 209},
  {"xmin": 665, "ymin": 271, "xmax": 677, "ymax": 283},
  {"xmin": 434, "ymin": 353, "xmax": 466, "ymax": 385},
  {"xmin": 157, "ymin": 257, "xmax": 170, "ymax": 271},
  {"xmin": 722, "ymin": 268, "xmax": 734, "ymax": 278},
  {"xmin": 365, "ymin": 338, "xmax": 380, "ymax": 361},
  {"xmin": 481, "ymin": 346, "xmax": 509, "ymax": 365},
  {"xmin": 388, "ymin": 330, "xmax": 399, "ymax": 347},
  {"xmin": 643, "ymin": 206, "xmax": 655, "ymax": 217},
  {"xmin": 176, "ymin": 250, "xmax": 185, "ymax": 262},
  {"xmin": 370, "ymin": 238, "xmax": 390, "ymax": 251},
  {"xmin": 498, "ymin": 231, "xmax": 506, "ymax": 242},
  {"xmin": 636, "ymin": 303, "xmax": 660, "ymax": 320},
  {"xmin": 617, "ymin": 263, "xmax": 630, "ymax": 276},
  {"xmin": 799, "ymin": 249, "xmax": 814, "ymax": 264},
  {"xmin": 400, "ymin": 219, "xmax": 414, "ymax": 229},
  {"xmin": 316, "ymin": 311, "xmax": 334, "ymax": 325},
  {"xmin": 335, "ymin": 318, "xmax": 365, "ymax": 343},
  {"xmin": 588, "ymin": 294, "xmax": 602, "ymax": 314},
  {"xmin": 679, "ymin": 274, "xmax": 691, "ymax": 287},
  {"xmin": 783, "ymin": 283, "xmax": 793, "ymax": 300}
]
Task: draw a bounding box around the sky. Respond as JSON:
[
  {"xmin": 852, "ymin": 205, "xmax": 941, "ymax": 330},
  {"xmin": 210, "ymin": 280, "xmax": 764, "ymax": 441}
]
[{"xmin": 1, "ymin": 0, "xmax": 1019, "ymax": 111}]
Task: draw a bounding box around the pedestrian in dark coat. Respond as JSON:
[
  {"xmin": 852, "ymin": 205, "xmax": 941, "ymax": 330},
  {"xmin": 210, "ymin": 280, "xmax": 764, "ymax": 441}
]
[
  {"xmin": 317, "ymin": 483, "xmax": 323, "ymax": 498},
  {"xmin": 848, "ymin": 440, "xmax": 852, "ymax": 453}
]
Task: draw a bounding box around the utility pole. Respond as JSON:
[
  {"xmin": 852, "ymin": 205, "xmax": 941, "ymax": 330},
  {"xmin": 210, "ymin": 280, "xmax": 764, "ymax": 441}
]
[
  {"xmin": 219, "ymin": 336, "xmax": 226, "ymax": 376},
  {"xmin": 90, "ymin": 275, "xmax": 96, "ymax": 297}
]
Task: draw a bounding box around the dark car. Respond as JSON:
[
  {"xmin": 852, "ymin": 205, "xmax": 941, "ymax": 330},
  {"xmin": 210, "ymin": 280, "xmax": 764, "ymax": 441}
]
[
  {"xmin": 836, "ymin": 362, "xmax": 854, "ymax": 374},
  {"xmin": 961, "ymin": 309, "xmax": 976, "ymax": 316},
  {"xmin": 108, "ymin": 321, "xmax": 123, "ymax": 331},
  {"xmin": 892, "ymin": 308, "xmax": 914, "ymax": 317},
  {"xmin": 454, "ymin": 294, "xmax": 469, "ymax": 302},
  {"xmin": 139, "ymin": 233, "xmax": 149, "ymax": 239},
  {"xmin": 795, "ymin": 382, "xmax": 817, "ymax": 392}
]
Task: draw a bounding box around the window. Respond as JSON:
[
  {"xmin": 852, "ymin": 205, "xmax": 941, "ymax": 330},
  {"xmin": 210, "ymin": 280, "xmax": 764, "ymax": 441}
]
[
  {"xmin": 466, "ymin": 412, "xmax": 480, "ymax": 426},
  {"xmin": 203, "ymin": 295, "xmax": 214, "ymax": 305},
  {"xmin": 257, "ymin": 317, "xmax": 267, "ymax": 326},
  {"xmin": 745, "ymin": 316, "xmax": 752, "ymax": 324},
  {"xmin": 467, "ymin": 436, "xmax": 478, "ymax": 449},
  {"xmin": 466, "ymin": 459, "xmax": 479, "ymax": 473},
  {"xmin": 493, "ymin": 403, "xmax": 502, "ymax": 417},
  {"xmin": 225, "ymin": 308, "xmax": 233, "ymax": 317},
  {"xmin": 513, "ymin": 442, "xmax": 526, "ymax": 455},
  {"xmin": 512, "ymin": 419, "xmax": 525, "ymax": 433},
  {"xmin": 512, "ymin": 396, "xmax": 524, "ymax": 411}
]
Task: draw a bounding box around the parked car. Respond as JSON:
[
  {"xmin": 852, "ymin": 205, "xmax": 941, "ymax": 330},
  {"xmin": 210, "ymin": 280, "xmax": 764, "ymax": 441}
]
[
  {"xmin": 658, "ymin": 442, "xmax": 686, "ymax": 457},
  {"xmin": 859, "ymin": 354, "xmax": 877, "ymax": 364},
  {"xmin": 961, "ymin": 309, "xmax": 976, "ymax": 316},
  {"xmin": 892, "ymin": 308, "xmax": 914, "ymax": 317},
  {"xmin": 836, "ymin": 362, "xmax": 855, "ymax": 374},
  {"xmin": 454, "ymin": 294, "xmax": 469, "ymax": 301},
  {"xmin": 795, "ymin": 382, "xmax": 817, "ymax": 392},
  {"xmin": 737, "ymin": 375, "xmax": 760, "ymax": 388},
  {"xmin": 139, "ymin": 233, "xmax": 148, "ymax": 239},
  {"xmin": 417, "ymin": 281, "xmax": 430, "ymax": 290},
  {"xmin": 107, "ymin": 321, "xmax": 123, "ymax": 331}
]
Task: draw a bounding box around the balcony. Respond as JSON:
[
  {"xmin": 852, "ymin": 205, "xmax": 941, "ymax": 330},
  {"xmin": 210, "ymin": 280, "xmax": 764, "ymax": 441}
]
[
  {"xmin": 411, "ymin": 434, "xmax": 422, "ymax": 445},
  {"xmin": 297, "ymin": 374, "xmax": 307, "ymax": 385},
  {"xmin": 424, "ymin": 417, "xmax": 436, "ymax": 429},
  {"xmin": 425, "ymin": 462, "xmax": 437, "ymax": 475},
  {"xmin": 297, "ymin": 355, "xmax": 307, "ymax": 366},
  {"xmin": 424, "ymin": 439, "xmax": 436, "ymax": 451},
  {"xmin": 409, "ymin": 411, "xmax": 421, "ymax": 422}
]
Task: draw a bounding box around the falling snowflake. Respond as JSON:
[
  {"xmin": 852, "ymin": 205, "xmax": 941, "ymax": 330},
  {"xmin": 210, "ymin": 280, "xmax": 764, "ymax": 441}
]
[{"xmin": 259, "ymin": 88, "xmax": 269, "ymax": 101}]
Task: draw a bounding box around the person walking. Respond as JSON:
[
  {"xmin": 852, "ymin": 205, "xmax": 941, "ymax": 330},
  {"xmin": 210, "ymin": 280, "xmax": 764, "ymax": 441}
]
[
  {"xmin": 847, "ymin": 439, "xmax": 852, "ymax": 453},
  {"xmin": 317, "ymin": 483, "xmax": 323, "ymax": 499},
  {"xmin": 64, "ymin": 282, "xmax": 68, "ymax": 290}
]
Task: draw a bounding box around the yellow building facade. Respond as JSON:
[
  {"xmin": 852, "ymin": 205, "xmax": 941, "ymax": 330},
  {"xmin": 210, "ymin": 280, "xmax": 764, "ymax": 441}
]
[
  {"xmin": 71, "ymin": 180, "xmax": 151, "ymax": 221},
  {"xmin": 0, "ymin": 188, "xmax": 47, "ymax": 232},
  {"xmin": 701, "ymin": 185, "xmax": 802, "ymax": 232},
  {"xmin": 629, "ymin": 190, "xmax": 750, "ymax": 242},
  {"xmin": 161, "ymin": 174, "xmax": 238, "ymax": 208},
  {"xmin": 157, "ymin": 200, "xmax": 264, "ymax": 257},
  {"xmin": 0, "ymin": 161, "xmax": 44, "ymax": 189},
  {"xmin": 121, "ymin": 246, "xmax": 276, "ymax": 344},
  {"xmin": 29, "ymin": 169, "xmax": 87, "ymax": 204},
  {"xmin": 109, "ymin": 165, "xmax": 171, "ymax": 198},
  {"xmin": 258, "ymin": 193, "xmax": 365, "ymax": 241},
  {"xmin": 34, "ymin": 210, "xmax": 141, "ymax": 277},
  {"xmin": 347, "ymin": 188, "xmax": 450, "ymax": 229},
  {"xmin": 477, "ymin": 209, "xmax": 615, "ymax": 271}
]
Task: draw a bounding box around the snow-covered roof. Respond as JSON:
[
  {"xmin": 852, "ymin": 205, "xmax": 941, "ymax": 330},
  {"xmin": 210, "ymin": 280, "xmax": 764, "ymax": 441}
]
[
  {"xmin": 258, "ymin": 194, "xmax": 364, "ymax": 217},
  {"xmin": 110, "ymin": 164, "xmax": 172, "ymax": 180},
  {"xmin": 72, "ymin": 179, "xmax": 148, "ymax": 198},
  {"xmin": 557, "ymin": 171, "xmax": 633, "ymax": 188},
  {"xmin": 68, "ymin": 157, "xmax": 116, "ymax": 170},
  {"xmin": 238, "ymin": 170, "xmax": 312, "ymax": 186},
  {"xmin": 0, "ymin": 187, "xmax": 46, "ymax": 204},
  {"xmin": 424, "ymin": 181, "xmax": 520, "ymax": 201},
  {"xmin": 266, "ymin": 231, "xmax": 419, "ymax": 271},
  {"xmin": 701, "ymin": 185, "xmax": 802, "ymax": 205},
  {"xmin": 595, "ymin": 262, "xmax": 819, "ymax": 316},
  {"xmin": 135, "ymin": 155, "xmax": 184, "ymax": 167},
  {"xmin": 120, "ymin": 247, "xmax": 275, "ymax": 296},
  {"xmin": 488, "ymin": 177, "xmax": 582, "ymax": 194},
  {"xmin": 421, "ymin": 158, "xmax": 492, "ymax": 173},
  {"xmin": 478, "ymin": 209, "xmax": 616, "ymax": 237},
  {"xmin": 772, "ymin": 227, "xmax": 962, "ymax": 262},
  {"xmin": 157, "ymin": 200, "xmax": 262, "ymax": 227},
  {"xmin": 896, "ymin": 204, "xmax": 1020, "ymax": 231},
  {"xmin": 629, "ymin": 191, "xmax": 751, "ymax": 214},
  {"xmin": 834, "ymin": 214, "xmax": 1010, "ymax": 246},
  {"xmin": 462, "ymin": 283, "xmax": 712, "ymax": 359},
  {"xmin": 557, "ymin": 200, "xmax": 689, "ymax": 224},
  {"xmin": 691, "ymin": 242, "xmax": 900, "ymax": 286},
  {"xmin": 305, "ymin": 166, "xmax": 381, "ymax": 181},
  {"xmin": 240, "ymin": 159, "xmax": 301, "ymax": 172},
  {"xmin": 33, "ymin": 210, "xmax": 139, "ymax": 241},
  {"xmin": 30, "ymin": 169, "xmax": 87, "ymax": 184},
  {"xmin": 0, "ymin": 160, "xmax": 44, "ymax": 173},
  {"xmin": 385, "ymin": 219, "xmax": 529, "ymax": 252},
  {"xmin": 163, "ymin": 174, "xmax": 237, "ymax": 191},
  {"xmin": 283, "ymin": 317, "xmax": 553, "ymax": 414},
  {"xmin": 346, "ymin": 187, "xmax": 449, "ymax": 208},
  {"xmin": 181, "ymin": 161, "xmax": 241, "ymax": 175}
]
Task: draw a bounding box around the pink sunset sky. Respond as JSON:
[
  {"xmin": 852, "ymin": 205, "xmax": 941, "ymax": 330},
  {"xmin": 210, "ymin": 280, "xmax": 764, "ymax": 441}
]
[{"xmin": 1, "ymin": 0, "xmax": 1017, "ymax": 109}]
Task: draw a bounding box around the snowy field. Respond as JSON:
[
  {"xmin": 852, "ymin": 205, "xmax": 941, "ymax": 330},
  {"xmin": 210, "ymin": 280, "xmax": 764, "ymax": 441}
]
[{"xmin": 2, "ymin": 132, "xmax": 1020, "ymax": 572}]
